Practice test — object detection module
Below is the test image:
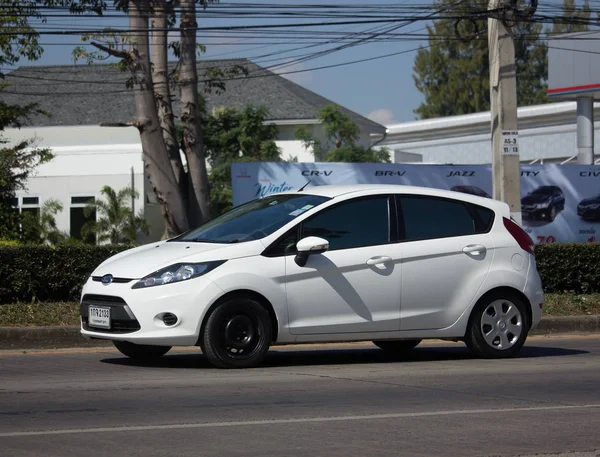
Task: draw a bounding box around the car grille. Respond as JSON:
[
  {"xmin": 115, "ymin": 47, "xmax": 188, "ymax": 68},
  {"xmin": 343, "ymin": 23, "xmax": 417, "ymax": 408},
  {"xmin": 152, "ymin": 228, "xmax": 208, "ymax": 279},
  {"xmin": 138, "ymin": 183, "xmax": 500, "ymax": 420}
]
[
  {"xmin": 91, "ymin": 276, "xmax": 133, "ymax": 284},
  {"xmin": 80, "ymin": 294, "xmax": 141, "ymax": 334}
]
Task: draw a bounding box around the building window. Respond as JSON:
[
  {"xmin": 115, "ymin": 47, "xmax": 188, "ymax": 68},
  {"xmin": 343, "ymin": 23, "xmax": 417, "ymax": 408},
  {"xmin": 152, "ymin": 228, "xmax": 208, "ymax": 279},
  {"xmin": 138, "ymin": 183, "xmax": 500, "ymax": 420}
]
[
  {"xmin": 10, "ymin": 196, "xmax": 40, "ymax": 240},
  {"xmin": 12, "ymin": 196, "xmax": 40, "ymax": 218},
  {"xmin": 70, "ymin": 196, "xmax": 96, "ymax": 243},
  {"xmin": 22, "ymin": 197, "xmax": 40, "ymax": 206},
  {"xmin": 21, "ymin": 196, "xmax": 41, "ymax": 220}
]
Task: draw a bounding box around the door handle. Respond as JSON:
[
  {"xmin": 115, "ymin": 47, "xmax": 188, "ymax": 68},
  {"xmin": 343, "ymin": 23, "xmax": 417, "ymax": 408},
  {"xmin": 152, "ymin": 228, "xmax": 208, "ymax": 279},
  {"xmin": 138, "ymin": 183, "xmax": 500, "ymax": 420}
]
[
  {"xmin": 462, "ymin": 244, "xmax": 486, "ymax": 255},
  {"xmin": 367, "ymin": 256, "xmax": 392, "ymax": 266}
]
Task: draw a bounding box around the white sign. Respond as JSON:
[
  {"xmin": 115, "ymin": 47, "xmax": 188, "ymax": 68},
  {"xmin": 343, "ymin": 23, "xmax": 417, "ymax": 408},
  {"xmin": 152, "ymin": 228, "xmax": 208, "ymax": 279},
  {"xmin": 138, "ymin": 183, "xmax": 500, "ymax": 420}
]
[
  {"xmin": 502, "ymin": 130, "xmax": 519, "ymax": 155},
  {"xmin": 232, "ymin": 162, "xmax": 600, "ymax": 244}
]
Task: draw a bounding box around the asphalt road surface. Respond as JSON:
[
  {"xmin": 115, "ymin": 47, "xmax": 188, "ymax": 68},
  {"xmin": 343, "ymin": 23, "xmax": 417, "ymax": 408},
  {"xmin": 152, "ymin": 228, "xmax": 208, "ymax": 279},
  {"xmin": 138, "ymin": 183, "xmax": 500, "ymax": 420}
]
[{"xmin": 1, "ymin": 336, "xmax": 600, "ymax": 457}]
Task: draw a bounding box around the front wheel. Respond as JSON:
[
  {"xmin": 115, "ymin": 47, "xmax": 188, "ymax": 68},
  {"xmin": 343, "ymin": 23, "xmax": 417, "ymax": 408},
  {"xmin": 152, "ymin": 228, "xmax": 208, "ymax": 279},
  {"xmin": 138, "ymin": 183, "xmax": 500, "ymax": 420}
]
[
  {"xmin": 373, "ymin": 339, "xmax": 421, "ymax": 354},
  {"xmin": 465, "ymin": 293, "xmax": 529, "ymax": 359},
  {"xmin": 201, "ymin": 296, "xmax": 272, "ymax": 369},
  {"xmin": 113, "ymin": 340, "xmax": 171, "ymax": 361}
]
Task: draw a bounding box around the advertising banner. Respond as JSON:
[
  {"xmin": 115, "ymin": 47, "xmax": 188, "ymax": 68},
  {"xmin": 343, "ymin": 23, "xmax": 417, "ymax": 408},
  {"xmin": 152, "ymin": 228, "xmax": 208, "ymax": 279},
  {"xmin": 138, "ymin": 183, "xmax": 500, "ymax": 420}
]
[{"xmin": 231, "ymin": 162, "xmax": 600, "ymax": 244}]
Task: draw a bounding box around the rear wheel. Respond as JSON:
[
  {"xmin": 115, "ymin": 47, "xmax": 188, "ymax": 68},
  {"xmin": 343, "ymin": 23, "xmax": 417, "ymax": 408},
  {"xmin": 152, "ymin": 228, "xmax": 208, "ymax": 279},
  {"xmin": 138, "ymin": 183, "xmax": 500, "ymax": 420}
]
[
  {"xmin": 201, "ymin": 296, "xmax": 272, "ymax": 369},
  {"xmin": 465, "ymin": 292, "xmax": 529, "ymax": 359},
  {"xmin": 113, "ymin": 340, "xmax": 171, "ymax": 360},
  {"xmin": 372, "ymin": 339, "xmax": 421, "ymax": 354},
  {"xmin": 549, "ymin": 204, "xmax": 557, "ymax": 221}
]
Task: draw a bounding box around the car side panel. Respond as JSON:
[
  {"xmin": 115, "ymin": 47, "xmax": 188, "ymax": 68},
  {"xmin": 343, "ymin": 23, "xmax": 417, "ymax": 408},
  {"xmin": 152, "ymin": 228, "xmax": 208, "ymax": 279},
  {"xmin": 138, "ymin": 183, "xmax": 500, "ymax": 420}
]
[{"xmin": 399, "ymin": 233, "xmax": 495, "ymax": 330}]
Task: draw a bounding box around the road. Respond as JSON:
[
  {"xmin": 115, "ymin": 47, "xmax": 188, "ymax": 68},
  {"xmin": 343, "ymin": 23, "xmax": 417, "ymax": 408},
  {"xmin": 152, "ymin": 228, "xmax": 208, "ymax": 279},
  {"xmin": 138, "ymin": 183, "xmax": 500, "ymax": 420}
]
[{"xmin": 1, "ymin": 336, "xmax": 600, "ymax": 457}]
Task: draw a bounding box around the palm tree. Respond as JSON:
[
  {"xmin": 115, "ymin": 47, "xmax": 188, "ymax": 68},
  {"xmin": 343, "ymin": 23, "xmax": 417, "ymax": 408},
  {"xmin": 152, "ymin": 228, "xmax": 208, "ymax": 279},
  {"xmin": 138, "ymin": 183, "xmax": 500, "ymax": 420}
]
[
  {"xmin": 82, "ymin": 185, "xmax": 149, "ymax": 244},
  {"xmin": 20, "ymin": 198, "xmax": 68, "ymax": 245}
]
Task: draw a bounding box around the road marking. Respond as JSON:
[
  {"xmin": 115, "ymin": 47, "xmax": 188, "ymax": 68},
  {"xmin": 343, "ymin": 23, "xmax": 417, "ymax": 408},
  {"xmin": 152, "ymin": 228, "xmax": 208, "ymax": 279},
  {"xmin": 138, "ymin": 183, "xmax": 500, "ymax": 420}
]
[{"xmin": 1, "ymin": 404, "xmax": 599, "ymax": 438}]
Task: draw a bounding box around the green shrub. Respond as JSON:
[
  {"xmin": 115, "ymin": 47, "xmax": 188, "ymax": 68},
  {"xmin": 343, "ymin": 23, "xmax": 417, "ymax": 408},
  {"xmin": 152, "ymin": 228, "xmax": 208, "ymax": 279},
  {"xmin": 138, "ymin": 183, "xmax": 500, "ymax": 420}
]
[
  {"xmin": 0, "ymin": 239, "xmax": 21, "ymax": 247},
  {"xmin": 534, "ymin": 243, "xmax": 600, "ymax": 294},
  {"xmin": 0, "ymin": 244, "xmax": 133, "ymax": 304}
]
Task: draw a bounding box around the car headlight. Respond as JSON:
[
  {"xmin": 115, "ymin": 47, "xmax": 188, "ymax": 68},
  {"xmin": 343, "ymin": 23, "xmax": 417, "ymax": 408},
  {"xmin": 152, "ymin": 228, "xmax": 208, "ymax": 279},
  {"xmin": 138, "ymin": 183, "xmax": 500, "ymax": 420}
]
[
  {"xmin": 589, "ymin": 204, "xmax": 600, "ymax": 210},
  {"xmin": 132, "ymin": 261, "xmax": 226, "ymax": 289},
  {"xmin": 536, "ymin": 201, "xmax": 550, "ymax": 208}
]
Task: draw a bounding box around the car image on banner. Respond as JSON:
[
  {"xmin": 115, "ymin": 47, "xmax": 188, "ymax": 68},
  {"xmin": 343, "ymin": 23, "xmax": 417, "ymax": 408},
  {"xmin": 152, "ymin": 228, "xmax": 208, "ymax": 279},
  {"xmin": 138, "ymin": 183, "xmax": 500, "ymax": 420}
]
[
  {"xmin": 521, "ymin": 185, "xmax": 566, "ymax": 224},
  {"xmin": 231, "ymin": 162, "xmax": 600, "ymax": 244},
  {"xmin": 577, "ymin": 193, "xmax": 600, "ymax": 221}
]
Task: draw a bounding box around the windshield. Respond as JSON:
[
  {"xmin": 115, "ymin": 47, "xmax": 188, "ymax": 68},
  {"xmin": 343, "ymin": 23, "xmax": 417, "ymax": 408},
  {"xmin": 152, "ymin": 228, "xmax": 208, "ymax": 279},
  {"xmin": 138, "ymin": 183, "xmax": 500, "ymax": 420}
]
[{"xmin": 172, "ymin": 194, "xmax": 330, "ymax": 243}]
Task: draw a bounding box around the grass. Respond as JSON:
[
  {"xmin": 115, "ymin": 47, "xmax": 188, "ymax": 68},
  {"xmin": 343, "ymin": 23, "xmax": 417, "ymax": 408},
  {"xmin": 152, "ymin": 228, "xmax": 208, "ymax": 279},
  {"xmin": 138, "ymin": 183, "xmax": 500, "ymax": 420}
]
[
  {"xmin": 1, "ymin": 293, "xmax": 600, "ymax": 327},
  {"xmin": 542, "ymin": 293, "xmax": 600, "ymax": 317},
  {"xmin": 0, "ymin": 302, "xmax": 80, "ymax": 327}
]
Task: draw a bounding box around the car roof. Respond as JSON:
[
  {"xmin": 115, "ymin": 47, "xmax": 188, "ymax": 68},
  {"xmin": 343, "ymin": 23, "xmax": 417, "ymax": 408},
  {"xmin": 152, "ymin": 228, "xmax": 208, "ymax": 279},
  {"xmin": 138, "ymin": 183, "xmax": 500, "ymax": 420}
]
[{"xmin": 275, "ymin": 184, "xmax": 507, "ymax": 210}]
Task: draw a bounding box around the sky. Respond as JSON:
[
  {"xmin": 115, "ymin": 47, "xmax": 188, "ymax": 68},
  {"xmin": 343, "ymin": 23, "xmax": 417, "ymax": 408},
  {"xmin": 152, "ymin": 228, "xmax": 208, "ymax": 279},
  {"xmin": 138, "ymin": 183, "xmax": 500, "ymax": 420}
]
[{"xmin": 22, "ymin": 0, "xmax": 435, "ymax": 125}]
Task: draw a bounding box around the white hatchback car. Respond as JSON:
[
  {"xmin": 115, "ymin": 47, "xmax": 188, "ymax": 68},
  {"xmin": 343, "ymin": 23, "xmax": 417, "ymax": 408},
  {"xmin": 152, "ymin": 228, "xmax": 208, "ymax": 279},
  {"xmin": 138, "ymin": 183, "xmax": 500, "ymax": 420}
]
[{"xmin": 80, "ymin": 184, "xmax": 543, "ymax": 368}]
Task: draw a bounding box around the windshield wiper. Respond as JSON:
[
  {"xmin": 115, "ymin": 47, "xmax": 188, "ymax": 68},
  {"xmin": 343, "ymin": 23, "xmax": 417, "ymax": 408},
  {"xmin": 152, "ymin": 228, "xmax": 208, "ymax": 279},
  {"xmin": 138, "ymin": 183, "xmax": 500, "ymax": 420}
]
[{"xmin": 186, "ymin": 238, "xmax": 229, "ymax": 243}]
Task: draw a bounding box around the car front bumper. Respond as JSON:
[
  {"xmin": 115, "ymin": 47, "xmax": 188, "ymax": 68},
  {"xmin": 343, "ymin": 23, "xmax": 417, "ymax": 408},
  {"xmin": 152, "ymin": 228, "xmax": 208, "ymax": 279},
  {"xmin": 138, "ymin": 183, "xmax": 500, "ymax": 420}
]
[
  {"xmin": 521, "ymin": 206, "xmax": 554, "ymax": 221},
  {"xmin": 577, "ymin": 207, "xmax": 600, "ymax": 220},
  {"xmin": 79, "ymin": 275, "xmax": 224, "ymax": 347}
]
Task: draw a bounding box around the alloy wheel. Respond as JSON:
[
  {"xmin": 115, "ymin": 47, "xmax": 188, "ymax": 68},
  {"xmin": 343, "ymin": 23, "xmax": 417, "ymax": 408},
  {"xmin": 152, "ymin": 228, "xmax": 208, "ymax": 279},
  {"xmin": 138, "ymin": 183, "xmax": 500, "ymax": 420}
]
[{"xmin": 479, "ymin": 299, "xmax": 523, "ymax": 350}]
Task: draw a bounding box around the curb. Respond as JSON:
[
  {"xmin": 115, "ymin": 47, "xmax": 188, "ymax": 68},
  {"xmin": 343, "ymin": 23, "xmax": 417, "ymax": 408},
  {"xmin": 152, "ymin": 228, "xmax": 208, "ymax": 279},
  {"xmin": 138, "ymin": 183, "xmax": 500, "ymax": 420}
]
[
  {"xmin": 531, "ymin": 315, "xmax": 600, "ymax": 335},
  {"xmin": 1, "ymin": 316, "xmax": 599, "ymax": 351}
]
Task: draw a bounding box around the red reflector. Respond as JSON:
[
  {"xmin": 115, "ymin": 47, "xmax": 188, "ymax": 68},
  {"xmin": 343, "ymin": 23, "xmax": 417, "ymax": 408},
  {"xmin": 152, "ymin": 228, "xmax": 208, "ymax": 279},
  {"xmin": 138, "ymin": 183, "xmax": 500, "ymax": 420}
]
[{"xmin": 503, "ymin": 217, "xmax": 535, "ymax": 255}]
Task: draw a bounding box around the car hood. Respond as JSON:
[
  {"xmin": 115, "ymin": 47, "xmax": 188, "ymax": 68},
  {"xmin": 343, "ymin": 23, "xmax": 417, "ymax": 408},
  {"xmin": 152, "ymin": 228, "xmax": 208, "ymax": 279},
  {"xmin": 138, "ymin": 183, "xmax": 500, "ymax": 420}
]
[
  {"xmin": 579, "ymin": 197, "xmax": 600, "ymax": 206},
  {"xmin": 92, "ymin": 239, "xmax": 265, "ymax": 279},
  {"xmin": 522, "ymin": 194, "xmax": 550, "ymax": 205}
]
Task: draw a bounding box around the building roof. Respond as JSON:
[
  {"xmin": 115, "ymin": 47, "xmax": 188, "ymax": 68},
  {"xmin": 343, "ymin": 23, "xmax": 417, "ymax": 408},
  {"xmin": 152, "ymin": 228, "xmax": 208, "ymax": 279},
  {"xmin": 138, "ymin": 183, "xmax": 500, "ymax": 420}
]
[{"xmin": 0, "ymin": 58, "xmax": 385, "ymax": 133}]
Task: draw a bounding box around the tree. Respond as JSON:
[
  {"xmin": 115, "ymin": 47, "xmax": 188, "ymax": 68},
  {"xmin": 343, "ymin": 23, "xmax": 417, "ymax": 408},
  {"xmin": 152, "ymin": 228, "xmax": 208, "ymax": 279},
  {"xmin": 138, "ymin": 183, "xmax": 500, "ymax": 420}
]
[
  {"xmin": 1, "ymin": 1, "xmax": 105, "ymax": 239},
  {"xmin": 82, "ymin": 185, "xmax": 149, "ymax": 244},
  {"xmin": 202, "ymin": 105, "xmax": 281, "ymax": 214},
  {"xmin": 412, "ymin": 0, "xmax": 548, "ymax": 118},
  {"xmin": 73, "ymin": 0, "xmax": 247, "ymax": 238},
  {"xmin": 551, "ymin": 0, "xmax": 592, "ymax": 34},
  {"xmin": 0, "ymin": 126, "xmax": 53, "ymax": 240},
  {"xmin": 296, "ymin": 105, "xmax": 391, "ymax": 163}
]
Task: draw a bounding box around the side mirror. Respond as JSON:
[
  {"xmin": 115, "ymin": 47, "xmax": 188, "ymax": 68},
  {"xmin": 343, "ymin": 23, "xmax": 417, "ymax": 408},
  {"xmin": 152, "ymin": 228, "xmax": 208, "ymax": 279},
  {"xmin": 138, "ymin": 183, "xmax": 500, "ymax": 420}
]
[{"xmin": 294, "ymin": 236, "xmax": 329, "ymax": 267}]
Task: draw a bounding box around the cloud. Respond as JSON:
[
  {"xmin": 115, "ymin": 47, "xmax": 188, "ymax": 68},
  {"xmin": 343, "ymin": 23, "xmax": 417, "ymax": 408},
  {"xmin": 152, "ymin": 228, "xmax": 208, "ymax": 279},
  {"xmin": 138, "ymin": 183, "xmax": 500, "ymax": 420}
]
[{"xmin": 367, "ymin": 108, "xmax": 396, "ymax": 125}]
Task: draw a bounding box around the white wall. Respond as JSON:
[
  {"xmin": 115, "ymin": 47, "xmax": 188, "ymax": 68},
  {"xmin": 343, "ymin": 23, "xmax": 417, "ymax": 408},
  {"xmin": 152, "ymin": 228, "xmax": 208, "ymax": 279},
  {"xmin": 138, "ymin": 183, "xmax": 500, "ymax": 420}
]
[{"xmin": 385, "ymin": 123, "xmax": 600, "ymax": 164}]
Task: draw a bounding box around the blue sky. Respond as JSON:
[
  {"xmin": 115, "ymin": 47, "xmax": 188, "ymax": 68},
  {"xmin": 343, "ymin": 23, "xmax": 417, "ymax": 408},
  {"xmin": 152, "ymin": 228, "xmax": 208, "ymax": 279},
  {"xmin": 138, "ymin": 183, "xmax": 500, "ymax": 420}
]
[{"xmin": 26, "ymin": 0, "xmax": 433, "ymax": 124}]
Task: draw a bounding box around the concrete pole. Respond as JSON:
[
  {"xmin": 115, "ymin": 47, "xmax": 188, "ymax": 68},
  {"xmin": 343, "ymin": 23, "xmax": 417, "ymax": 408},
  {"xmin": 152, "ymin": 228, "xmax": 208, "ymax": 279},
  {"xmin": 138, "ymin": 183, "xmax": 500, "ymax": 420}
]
[
  {"xmin": 488, "ymin": 1, "xmax": 522, "ymax": 224},
  {"xmin": 576, "ymin": 96, "xmax": 595, "ymax": 164}
]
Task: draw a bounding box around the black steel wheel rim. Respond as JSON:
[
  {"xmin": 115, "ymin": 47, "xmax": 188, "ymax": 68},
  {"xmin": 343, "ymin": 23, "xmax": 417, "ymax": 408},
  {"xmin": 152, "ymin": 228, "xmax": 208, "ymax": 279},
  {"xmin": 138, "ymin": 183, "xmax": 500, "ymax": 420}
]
[{"xmin": 219, "ymin": 311, "xmax": 262, "ymax": 359}]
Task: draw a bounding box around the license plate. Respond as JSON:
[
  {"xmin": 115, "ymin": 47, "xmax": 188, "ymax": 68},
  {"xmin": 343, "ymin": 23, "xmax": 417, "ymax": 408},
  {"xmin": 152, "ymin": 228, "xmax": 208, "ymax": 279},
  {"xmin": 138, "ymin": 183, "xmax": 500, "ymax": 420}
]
[{"xmin": 88, "ymin": 306, "xmax": 111, "ymax": 329}]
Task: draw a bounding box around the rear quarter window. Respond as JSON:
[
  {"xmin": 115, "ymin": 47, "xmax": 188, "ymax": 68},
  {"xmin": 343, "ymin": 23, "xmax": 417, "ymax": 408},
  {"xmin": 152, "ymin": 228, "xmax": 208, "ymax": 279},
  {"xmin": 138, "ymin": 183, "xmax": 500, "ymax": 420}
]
[{"xmin": 397, "ymin": 195, "xmax": 495, "ymax": 242}]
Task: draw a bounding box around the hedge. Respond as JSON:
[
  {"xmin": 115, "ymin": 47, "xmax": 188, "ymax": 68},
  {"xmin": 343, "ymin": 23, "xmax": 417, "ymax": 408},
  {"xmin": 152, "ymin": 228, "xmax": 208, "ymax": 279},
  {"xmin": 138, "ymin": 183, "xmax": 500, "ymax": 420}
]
[
  {"xmin": 534, "ymin": 243, "xmax": 600, "ymax": 295},
  {"xmin": 0, "ymin": 244, "xmax": 133, "ymax": 304},
  {"xmin": 0, "ymin": 243, "xmax": 599, "ymax": 304}
]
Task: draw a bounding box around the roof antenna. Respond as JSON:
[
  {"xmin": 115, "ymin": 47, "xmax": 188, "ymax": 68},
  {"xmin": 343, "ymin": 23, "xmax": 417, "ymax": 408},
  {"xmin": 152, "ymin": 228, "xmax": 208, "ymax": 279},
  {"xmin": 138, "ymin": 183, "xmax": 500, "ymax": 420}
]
[{"xmin": 297, "ymin": 180, "xmax": 311, "ymax": 192}]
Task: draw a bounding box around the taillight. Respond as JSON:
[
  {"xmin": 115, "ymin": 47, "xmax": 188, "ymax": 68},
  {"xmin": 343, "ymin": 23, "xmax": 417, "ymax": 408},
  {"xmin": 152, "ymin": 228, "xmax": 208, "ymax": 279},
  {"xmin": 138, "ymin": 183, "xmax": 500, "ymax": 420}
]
[{"xmin": 503, "ymin": 217, "xmax": 535, "ymax": 255}]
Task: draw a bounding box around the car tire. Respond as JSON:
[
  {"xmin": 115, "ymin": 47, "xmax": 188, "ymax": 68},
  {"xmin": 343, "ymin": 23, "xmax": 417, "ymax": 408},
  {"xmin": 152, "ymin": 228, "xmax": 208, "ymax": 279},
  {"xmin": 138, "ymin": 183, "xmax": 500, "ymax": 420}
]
[
  {"xmin": 202, "ymin": 296, "xmax": 272, "ymax": 369},
  {"xmin": 465, "ymin": 292, "xmax": 530, "ymax": 359},
  {"xmin": 372, "ymin": 339, "xmax": 421, "ymax": 354},
  {"xmin": 113, "ymin": 340, "xmax": 172, "ymax": 360}
]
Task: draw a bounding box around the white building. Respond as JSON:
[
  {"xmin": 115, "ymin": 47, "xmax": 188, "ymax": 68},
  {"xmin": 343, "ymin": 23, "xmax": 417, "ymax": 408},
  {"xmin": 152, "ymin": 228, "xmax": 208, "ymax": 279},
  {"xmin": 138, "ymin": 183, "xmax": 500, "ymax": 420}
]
[
  {"xmin": 379, "ymin": 101, "xmax": 600, "ymax": 165},
  {"xmin": 1, "ymin": 59, "xmax": 385, "ymax": 242}
]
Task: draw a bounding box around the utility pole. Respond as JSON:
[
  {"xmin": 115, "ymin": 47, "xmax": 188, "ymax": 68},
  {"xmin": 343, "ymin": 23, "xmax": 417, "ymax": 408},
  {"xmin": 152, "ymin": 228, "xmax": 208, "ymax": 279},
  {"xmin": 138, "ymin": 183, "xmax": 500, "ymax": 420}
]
[{"xmin": 488, "ymin": 0, "xmax": 521, "ymax": 225}]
